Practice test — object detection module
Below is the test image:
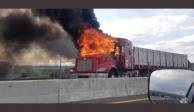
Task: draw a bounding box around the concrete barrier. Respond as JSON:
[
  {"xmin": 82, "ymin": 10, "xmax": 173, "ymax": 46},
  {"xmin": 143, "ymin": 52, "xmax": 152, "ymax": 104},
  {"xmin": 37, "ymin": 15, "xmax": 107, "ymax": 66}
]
[
  {"xmin": 125, "ymin": 77, "xmax": 148, "ymax": 96},
  {"xmin": 0, "ymin": 79, "xmax": 59, "ymax": 103},
  {"xmin": 0, "ymin": 78, "xmax": 148, "ymax": 103},
  {"xmin": 59, "ymin": 78, "xmax": 127, "ymax": 103},
  {"xmin": 59, "ymin": 78, "xmax": 148, "ymax": 103}
]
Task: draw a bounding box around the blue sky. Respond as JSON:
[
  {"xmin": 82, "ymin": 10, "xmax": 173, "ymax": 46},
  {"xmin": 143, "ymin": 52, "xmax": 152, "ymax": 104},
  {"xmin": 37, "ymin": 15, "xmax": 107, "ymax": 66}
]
[{"xmin": 94, "ymin": 9, "xmax": 194, "ymax": 62}]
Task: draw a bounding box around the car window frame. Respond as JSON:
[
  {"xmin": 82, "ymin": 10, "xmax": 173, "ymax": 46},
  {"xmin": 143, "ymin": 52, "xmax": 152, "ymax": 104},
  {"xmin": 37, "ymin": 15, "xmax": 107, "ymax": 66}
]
[
  {"xmin": 186, "ymin": 82, "xmax": 194, "ymax": 104},
  {"xmin": 148, "ymin": 70, "xmax": 154, "ymax": 104}
]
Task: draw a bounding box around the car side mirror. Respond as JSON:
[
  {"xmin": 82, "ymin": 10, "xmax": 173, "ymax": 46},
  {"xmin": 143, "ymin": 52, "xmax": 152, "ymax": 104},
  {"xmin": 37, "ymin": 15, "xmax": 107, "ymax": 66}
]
[{"xmin": 148, "ymin": 69, "xmax": 194, "ymax": 104}]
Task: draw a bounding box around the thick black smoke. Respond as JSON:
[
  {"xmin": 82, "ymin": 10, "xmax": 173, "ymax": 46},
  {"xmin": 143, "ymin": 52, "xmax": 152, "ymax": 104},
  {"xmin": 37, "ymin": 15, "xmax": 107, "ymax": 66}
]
[
  {"xmin": 0, "ymin": 11, "xmax": 78, "ymax": 62},
  {"xmin": 0, "ymin": 9, "xmax": 100, "ymax": 64},
  {"xmin": 2, "ymin": 13, "xmax": 47, "ymax": 53},
  {"xmin": 33, "ymin": 9, "xmax": 100, "ymax": 44}
]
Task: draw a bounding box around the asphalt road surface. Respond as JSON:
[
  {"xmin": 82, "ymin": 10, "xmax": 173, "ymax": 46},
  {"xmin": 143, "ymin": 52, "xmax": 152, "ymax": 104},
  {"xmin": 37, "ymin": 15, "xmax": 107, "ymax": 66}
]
[{"xmin": 71, "ymin": 95, "xmax": 150, "ymax": 104}]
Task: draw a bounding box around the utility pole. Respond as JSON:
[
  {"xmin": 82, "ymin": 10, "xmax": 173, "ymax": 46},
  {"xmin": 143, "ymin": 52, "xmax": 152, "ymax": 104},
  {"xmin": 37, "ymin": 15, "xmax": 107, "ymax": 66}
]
[
  {"xmin": 58, "ymin": 54, "xmax": 62, "ymax": 103},
  {"xmin": 59, "ymin": 55, "xmax": 62, "ymax": 79}
]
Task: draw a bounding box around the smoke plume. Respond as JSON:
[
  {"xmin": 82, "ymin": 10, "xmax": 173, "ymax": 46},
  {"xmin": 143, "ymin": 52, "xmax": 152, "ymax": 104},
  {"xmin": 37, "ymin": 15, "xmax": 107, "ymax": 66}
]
[
  {"xmin": 33, "ymin": 9, "xmax": 100, "ymax": 45},
  {"xmin": 0, "ymin": 9, "xmax": 100, "ymax": 65},
  {"xmin": 0, "ymin": 9, "xmax": 78, "ymax": 64}
]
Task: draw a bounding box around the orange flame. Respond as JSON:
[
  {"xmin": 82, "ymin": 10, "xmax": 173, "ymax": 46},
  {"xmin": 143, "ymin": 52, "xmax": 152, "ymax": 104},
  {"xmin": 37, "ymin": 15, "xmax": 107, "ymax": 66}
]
[{"xmin": 78, "ymin": 28, "xmax": 119, "ymax": 57}]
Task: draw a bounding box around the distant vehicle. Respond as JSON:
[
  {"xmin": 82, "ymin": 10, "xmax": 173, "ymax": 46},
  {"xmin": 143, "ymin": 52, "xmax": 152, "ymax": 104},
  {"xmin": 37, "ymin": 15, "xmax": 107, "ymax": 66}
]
[
  {"xmin": 71, "ymin": 38, "xmax": 189, "ymax": 78},
  {"xmin": 148, "ymin": 69, "xmax": 194, "ymax": 104}
]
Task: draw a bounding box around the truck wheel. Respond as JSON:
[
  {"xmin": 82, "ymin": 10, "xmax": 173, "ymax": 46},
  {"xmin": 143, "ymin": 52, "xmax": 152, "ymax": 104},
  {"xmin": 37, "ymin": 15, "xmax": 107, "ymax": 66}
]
[{"xmin": 108, "ymin": 69, "xmax": 118, "ymax": 78}]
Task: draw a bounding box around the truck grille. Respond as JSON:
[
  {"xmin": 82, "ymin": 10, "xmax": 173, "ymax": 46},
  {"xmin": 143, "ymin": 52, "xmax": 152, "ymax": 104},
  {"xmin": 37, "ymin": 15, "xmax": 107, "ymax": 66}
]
[{"xmin": 77, "ymin": 59, "xmax": 92, "ymax": 71}]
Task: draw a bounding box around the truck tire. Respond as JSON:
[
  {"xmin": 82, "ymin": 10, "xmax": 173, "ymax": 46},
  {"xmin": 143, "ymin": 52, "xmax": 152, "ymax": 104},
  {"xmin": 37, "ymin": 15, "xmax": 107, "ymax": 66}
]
[{"xmin": 108, "ymin": 69, "xmax": 118, "ymax": 78}]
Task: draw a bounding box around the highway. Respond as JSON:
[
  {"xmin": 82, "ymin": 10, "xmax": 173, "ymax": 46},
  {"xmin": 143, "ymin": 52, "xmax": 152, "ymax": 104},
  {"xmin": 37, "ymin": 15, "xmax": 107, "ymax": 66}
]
[{"xmin": 71, "ymin": 95, "xmax": 150, "ymax": 104}]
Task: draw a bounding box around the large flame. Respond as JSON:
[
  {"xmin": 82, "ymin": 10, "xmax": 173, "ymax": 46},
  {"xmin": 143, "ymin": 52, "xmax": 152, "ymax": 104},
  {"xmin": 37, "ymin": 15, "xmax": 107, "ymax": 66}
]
[{"xmin": 78, "ymin": 28, "xmax": 119, "ymax": 57}]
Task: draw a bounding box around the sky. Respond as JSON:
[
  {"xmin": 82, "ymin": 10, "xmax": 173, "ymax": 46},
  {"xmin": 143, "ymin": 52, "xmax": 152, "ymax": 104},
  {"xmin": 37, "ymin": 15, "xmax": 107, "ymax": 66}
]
[{"xmin": 94, "ymin": 9, "xmax": 194, "ymax": 62}]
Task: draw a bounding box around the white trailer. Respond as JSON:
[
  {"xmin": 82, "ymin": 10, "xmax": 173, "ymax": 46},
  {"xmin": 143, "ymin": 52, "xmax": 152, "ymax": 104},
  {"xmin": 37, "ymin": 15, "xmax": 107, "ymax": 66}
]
[
  {"xmin": 133, "ymin": 47, "xmax": 188, "ymax": 69},
  {"xmin": 153, "ymin": 50, "xmax": 160, "ymax": 66},
  {"xmin": 160, "ymin": 51, "xmax": 166, "ymax": 67}
]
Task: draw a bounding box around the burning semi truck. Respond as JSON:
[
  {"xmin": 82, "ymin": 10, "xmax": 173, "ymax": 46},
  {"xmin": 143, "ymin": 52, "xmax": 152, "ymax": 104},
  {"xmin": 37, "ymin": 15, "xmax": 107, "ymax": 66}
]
[
  {"xmin": 70, "ymin": 28, "xmax": 189, "ymax": 78},
  {"xmin": 31, "ymin": 9, "xmax": 189, "ymax": 78}
]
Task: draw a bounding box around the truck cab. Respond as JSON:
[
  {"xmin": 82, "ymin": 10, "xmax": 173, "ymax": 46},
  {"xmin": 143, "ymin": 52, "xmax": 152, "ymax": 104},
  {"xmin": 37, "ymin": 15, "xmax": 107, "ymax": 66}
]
[
  {"xmin": 71, "ymin": 38, "xmax": 133, "ymax": 78},
  {"xmin": 116, "ymin": 38, "xmax": 133, "ymax": 70}
]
